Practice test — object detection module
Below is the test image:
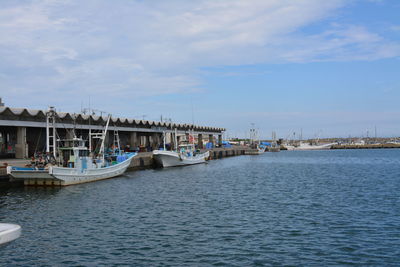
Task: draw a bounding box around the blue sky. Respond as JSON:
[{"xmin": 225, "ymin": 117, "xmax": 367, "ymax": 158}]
[{"xmin": 0, "ymin": 0, "xmax": 399, "ymax": 138}]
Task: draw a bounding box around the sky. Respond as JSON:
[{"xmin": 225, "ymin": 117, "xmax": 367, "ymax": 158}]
[{"xmin": 0, "ymin": 0, "xmax": 399, "ymax": 139}]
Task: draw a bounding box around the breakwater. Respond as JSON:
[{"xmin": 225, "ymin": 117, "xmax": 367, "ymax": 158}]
[{"xmin": 331, "ymin": 144, "xmax": 400, "ymax": 149}]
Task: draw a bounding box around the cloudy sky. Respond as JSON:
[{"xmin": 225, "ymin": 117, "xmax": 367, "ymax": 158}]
[{"xmin": 1, "ymin": 0, "xmax": 399, "ymax": 138}]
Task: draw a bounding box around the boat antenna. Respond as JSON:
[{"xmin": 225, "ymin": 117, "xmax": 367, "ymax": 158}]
[{"xmin": 191, "ymin": 97, "xmax": 194, "ymax": 125}]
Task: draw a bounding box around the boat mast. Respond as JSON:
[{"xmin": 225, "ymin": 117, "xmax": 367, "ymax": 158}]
[
  {"xmin": 99, "ymin": 115, "xmax": 111, "ymax": 162},
  {"xmin": 46, "ymin": 106, "xmax": 57, "ymax": 158},
  {"xmin": 88, "ymin": 99, "xmax": 92, "ymax": 152},
  {"xmin": 113, "ymin": 128, "xmax": 121, "ymax": 153},
  {"xmin": 174, "ymin": 128, "xmax": 178, "ymax": 151},
  {"xmin": 163, "ymin": 131, "xmax": 166, "ymax": 150},
  {"xmin": 46, "ymin": 111, "xmax": 49, "ymax": 153}
]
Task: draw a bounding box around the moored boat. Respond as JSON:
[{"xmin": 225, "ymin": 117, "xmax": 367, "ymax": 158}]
[
  {"xmin": 0, "ymin": 223, "xmax": 21, "ymax": 245},
  {"xmin": 153, "ymin": 144, "xmax": 209, "ymax": 167},
  {"xmin": 285, "ymin": 142, "xmax": 335, "ymax": 150},
  {"xmin": 7, "ymin": 107, "xmax": 137, "ymax": 186},
  {"xmin": 7, "ymin": 149, "xmax": 136, "ymax": 186},
  {"xmin": 245, "ymin": 125, "xmax": 265, "ymax": 155},
  {"xmin": 267, "ymin": 146, "xmax": 281, "ymax": 152},
  {"xmin": 245, "ymin": 145, "xmax": 265, "ymax": 155},
  {"xmin": 267, "ymin": 131, "xmax": 281, "ymax": 152}
]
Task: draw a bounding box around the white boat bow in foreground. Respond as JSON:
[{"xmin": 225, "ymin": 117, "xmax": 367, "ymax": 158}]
[{"xmin": 0, "ymin": 223, "xmax": 21, "ymax": 245}]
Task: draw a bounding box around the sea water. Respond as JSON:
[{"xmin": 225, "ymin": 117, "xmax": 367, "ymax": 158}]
[{"xmin": 1, "ymin": 149, "xmax": 399, "ymax": 266}]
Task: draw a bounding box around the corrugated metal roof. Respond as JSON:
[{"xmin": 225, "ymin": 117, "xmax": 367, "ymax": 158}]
[{"xmin": 0, "ymin": 106, "xmax": 225, "ymax": 132}]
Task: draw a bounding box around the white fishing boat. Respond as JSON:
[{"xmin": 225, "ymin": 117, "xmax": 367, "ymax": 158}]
[
  {"xmin": 153, "ymin": 144, "xmax": 209, "ymax": 167},
  {"xmin": 7, "ymin": 107, "xmax": 137, "ymax": 186},
  {"xmin": 267, "ymin": 145, "xmax": 281, "ymax": 152},
  {"xmin": 153, "ymin": 129, "xmax": 209, "ymax": 167},
  {"xmin": 267, "ymin": 131, "xmax": 280, "ymax": 152},
  {"xmin": 244, "ymin": 125, "xmax": 265, "ymax": 155},
  {"xmin": 245, "ymin": 145, "xmax": 265, "ymax": 155},
  {"xmin": 7, "ymin": 147, "xmax": 136, "ymax": 186},
  {"xmin": 285, "ymin": 142, "xmax": 335, "ymax": 151},
  {"xmin": 0, "ymin": 223, "xmax": 21, "ymax": 245}
]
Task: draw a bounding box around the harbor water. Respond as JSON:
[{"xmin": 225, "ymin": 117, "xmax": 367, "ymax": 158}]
[{"xmin": 1, "ymin": 149, "xmax": 399, "ymax": 266}]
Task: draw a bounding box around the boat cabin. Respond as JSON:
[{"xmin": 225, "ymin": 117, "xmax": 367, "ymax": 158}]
[
  {"xmin": 178, "ymin": 144, "xmax": 196, "ymax": 157},
  {"xmin": 58, "ymin": 138, "xmax": 91, "ymax": 168}
]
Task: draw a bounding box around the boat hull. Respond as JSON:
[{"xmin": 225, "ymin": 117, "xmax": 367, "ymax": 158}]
[
  {"xmin": 267, "ymin": 147, "xmax": 281, "ymax": 152},
  {"xmin": 0, "ymin": 223, "xmax": 21, "ymax": 245},
  {"xmin": 153, "ymin": 150, "xmax": 209, "ymax": 167},
  {"xmin": 245, "ymin": 147, "xmax": 265, "ymax": 155},
  {"xmin": 7, "ymin": 154, "xmax": 136, "ymax": 186}
]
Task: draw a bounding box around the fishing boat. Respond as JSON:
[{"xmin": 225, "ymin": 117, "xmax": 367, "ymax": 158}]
[
  {"xmin": 285, "ymin": 142, "xmax": 334, "ymax": 150},
  {"xmin": 153, "ymin": 144, "xmax": 209, "ymax": 167},
  {"xmin": 7, "ymin": 107, "xmax": 137, "ymax": 186},
  {"xmin": 0, "ymin": 223, "xmax": 21, "ymax": 245},
  {"xmin": 153, "ymin": 129, "xmax": 209, "ymax": 167},
  {"xmin": 267, "ymin": 131, "xmax": 281, "ymax": 152},
  {"xmin": 267, "ymin": 144, "xmax": 281, "ymax": 152},
  {"xmin": 244, "ymin": 125, "xmax": 265, "ymax": 155},
  {"xmin": 245, "ymin": 145, "xmax": 265, "ymax": 155}
]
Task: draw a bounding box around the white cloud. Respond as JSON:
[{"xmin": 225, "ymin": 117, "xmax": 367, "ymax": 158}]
[
  {"xmin": 0, "ymin": 0, "xmax": 399, "ymax": 104},
  {"xmin": 280, "ymin": 25, "xmax": 400, "ymax": 62},
  {"xmin": 390, "ymin": 25, "xmax": 400, "ymax": 32}
]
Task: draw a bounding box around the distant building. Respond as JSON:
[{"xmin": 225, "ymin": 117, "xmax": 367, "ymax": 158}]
[{"xmin": 0, "ymin": 98, "xmax": 3, "ymax": 107}]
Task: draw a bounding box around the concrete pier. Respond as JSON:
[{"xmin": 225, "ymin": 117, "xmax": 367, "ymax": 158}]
[
  {"xmin": 331, "ymin": 144, "xmax": 400, "ymax": 149},
  {"xmin": 198, "ymin": 134, "xmax": 203, "ymax": 149},
  {"xmin": 129, "ymin": 132, "xmax": 138, "ymax": 148},
  {"xmin": 15, "ymin": 127, "xmax": 28, "ymax": 159},
  {"xmin": 209, "ymin": 134, "xmax": 214, "ymax": 147},
  {"xmin": 218, "ymin": 135, "xmax": 223, "ymax": 146},
  {"xmin": 201, "ymin": 147, "xmax": 247, "ymax": 160}
]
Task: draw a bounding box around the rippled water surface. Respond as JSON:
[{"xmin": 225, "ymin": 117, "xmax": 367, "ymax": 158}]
[{"xmin": 1, "ymin": 149, "xmax": 400, "ymax": 266}]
